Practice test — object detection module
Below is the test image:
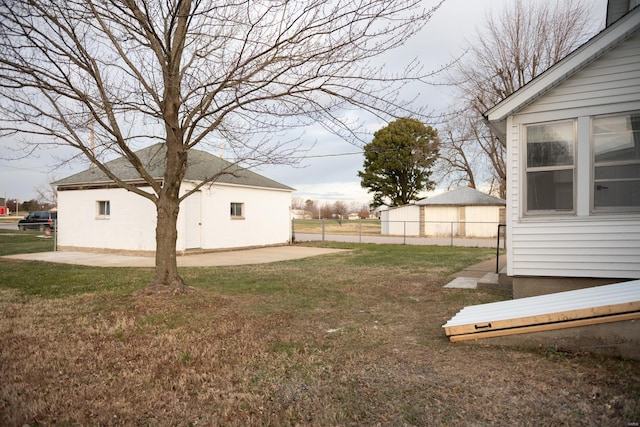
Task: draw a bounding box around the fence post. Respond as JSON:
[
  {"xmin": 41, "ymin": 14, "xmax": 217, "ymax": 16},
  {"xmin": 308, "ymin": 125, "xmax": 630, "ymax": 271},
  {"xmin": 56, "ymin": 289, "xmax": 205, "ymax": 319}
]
[
  {"xmin": 322, "ymin": 219, "xmax": 325, "ymax": 241},
  {"xmin": 403, "ymin": 221, "xmax": 406, "ymax": 245},
  {"xmin": 450, "ymin": 222, "xmax": 453, "ymax": 247}
]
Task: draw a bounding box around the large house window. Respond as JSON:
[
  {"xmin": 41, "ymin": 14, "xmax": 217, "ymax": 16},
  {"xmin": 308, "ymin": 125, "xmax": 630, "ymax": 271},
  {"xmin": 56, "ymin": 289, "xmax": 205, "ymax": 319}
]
[
  {"xmin": 230, "ymin": 202, "xmax": 244, "ymax": 219},
  {"xmin": 593, "ymin": 113, "xmax": 640, "ymax": 212},
  {"xmin": 524, "ymin": 120, "xmax": 575, "ymax": 214},
  {"xmin": 97, "ymin": 200, "xmax": 110, "ymax": 218}
]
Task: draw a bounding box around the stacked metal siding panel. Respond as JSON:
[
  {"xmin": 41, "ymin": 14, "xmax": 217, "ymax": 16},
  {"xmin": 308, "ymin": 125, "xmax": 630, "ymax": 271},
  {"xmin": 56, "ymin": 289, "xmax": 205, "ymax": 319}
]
[{"xmin": 443, "ymin": 280, "xmax": 640, "ymax": 338}]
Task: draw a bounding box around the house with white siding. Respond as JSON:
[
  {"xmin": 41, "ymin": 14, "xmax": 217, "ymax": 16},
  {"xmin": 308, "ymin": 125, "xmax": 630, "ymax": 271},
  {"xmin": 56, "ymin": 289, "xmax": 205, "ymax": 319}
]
[
  {"xmin": 382, "ymin": 187, "xmax": 505, "ymax": 238},
  {"xmin": 485, "ymin": 2, "xmax": 640, "ymax": 297},
  {"xmin": 54, "ymin": 144, "xmax": 294, "ymax": 254}
]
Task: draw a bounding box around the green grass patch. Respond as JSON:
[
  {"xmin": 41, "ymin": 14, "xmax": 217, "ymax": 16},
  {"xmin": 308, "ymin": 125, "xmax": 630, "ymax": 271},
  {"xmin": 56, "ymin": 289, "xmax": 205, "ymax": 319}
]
[
  {"xmin": 0, "ymin": 242, "xmax": 495, "ymax": 301},
  {"xmin": 0, "ymin": 260, "xmax": 150, "ymax": 298},
  {"xmin": 0, "ymin": 228, "xmax": 56, "ymax": 255}
]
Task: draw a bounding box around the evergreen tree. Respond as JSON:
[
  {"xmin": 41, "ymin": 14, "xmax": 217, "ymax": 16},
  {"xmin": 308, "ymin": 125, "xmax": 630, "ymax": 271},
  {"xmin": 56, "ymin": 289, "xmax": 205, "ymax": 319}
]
[{"xmin": 359, "ymin": 118, "xmax": 439, "ymax": 207}]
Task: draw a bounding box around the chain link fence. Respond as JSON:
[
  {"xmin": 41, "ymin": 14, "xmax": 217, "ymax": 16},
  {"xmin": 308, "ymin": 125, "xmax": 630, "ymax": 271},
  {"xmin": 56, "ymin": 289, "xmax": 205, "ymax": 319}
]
[{"xmin": 292, "ymin": 219, "xmax": 506, "ymax": 249}]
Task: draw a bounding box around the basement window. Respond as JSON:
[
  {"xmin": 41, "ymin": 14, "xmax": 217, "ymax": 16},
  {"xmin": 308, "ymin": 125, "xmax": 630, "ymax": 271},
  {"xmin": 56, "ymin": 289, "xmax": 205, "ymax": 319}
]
[
  {"xmin": 592, "ymin": 112, "xmax": 640, "ymax": 213},
  {"xmin": 230, "ymin": 202, "xmax": 244, "ymax": 219},
  {"xmin": 524, "ymin": 120, "xmax": 575, "ymax": 214},
  {"xmin": 97, "ymin": 200, "xmax": 110, "ymax": 218}
]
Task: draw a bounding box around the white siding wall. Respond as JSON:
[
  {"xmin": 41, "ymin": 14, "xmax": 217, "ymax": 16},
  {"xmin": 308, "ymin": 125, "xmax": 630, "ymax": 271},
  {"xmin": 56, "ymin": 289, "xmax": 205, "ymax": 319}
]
[
  {"xmin": 519, "ymin": 33, "xmax": 640, "ymax": 118},
  {"xmin": 198, "ymin": 183, "xmax": 292, "ymax": 250},
  {"xmin": 512, "ymin": 218, "xmax": 640, "ymax": 278},
  {"xmin": 58, "ymin": 183, "xmax": 292, "ymax": 253},
  {"xmin": 507, "ymin": 34, "xmax": 640, "ymax": 279},
  {"xmin": 380, "ymin": 210, "xmax": 389, "ymax": 234},
  {"xmin": 385, "ymin": 205, "xmax": 420, "ymax": 235},
  {"xmin": 424, "ymin": 206, "xmax": 459, "ymax": 236},
  {"xmin": 57, "ymin": 187, "xmax": 157, "ymax": 251},
  {"xmin": 464, "ymin": 206, "xmax": 502, "ymax": 237}
]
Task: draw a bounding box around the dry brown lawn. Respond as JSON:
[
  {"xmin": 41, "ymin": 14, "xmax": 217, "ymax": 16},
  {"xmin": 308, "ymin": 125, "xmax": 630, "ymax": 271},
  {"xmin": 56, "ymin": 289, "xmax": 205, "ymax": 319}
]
[{"xmin": 1, "ymin": 244, "xmax": 639, "ymax": 426}]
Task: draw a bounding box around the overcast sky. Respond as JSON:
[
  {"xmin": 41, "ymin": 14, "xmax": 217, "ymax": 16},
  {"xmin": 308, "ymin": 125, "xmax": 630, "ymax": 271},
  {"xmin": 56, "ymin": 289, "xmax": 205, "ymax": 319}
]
[{"xmin": 0, "ymin": 0, "xmax": 607, "ymax": 206}]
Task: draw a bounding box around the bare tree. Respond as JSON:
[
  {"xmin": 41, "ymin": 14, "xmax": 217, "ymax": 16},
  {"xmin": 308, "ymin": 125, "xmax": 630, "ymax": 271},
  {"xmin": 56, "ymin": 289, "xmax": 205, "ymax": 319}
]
[
  {"xmin": 352, "ymin": 202, "xmax": 371, "ymax": 219},
  {"xmin": 332, "ymin": 200, "xmax": 348, "ymax": 221},
  {"xmin": 319, "ymin": 202, "xmax": 334, "ymax": 220},
  {"xmin": 304, "ymin": 199, "xmax": 319, "ymax": 219},
  {"xmin": 436, "ymin": 110, "xmax": 482, "ymax": 190},
  {"xmin": 0, "ymin": 0, "xmax": 442, "ymax": 292},
  {"xmin": 291, "ymin": 197, "xmax": 306, "ymax": 211},
  {"xmin": 443, "ymin": 0, "xmax": 596, "ymax": 198},
  {"xmin": 35, "ymin": 176, "xmax": 58, "ymax": 207}
]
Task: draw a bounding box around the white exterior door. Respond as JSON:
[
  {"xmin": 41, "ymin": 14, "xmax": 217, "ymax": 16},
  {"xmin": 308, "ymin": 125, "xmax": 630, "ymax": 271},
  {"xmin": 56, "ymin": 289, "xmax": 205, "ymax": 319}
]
[{"xmin": 185, "ymin": 191, "xmax": 201, "ymax": 249}]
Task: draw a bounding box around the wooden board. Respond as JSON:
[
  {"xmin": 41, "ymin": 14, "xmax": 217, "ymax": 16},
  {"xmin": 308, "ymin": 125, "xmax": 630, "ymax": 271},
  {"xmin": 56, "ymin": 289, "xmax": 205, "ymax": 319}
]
[
  {"xmin": 444, "ymin": 301, "xmax": 640, "ymax": 336},
  {"xmin": 448, "ymin": 311, "xmax": 640, "ymax": 342}
]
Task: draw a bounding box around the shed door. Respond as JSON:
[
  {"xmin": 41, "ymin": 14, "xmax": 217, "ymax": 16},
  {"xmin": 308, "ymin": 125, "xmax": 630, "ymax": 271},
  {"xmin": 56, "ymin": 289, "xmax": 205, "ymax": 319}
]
[{"xmin": 185, "ymin": 192, "xmax": 201, "ymax": 249}]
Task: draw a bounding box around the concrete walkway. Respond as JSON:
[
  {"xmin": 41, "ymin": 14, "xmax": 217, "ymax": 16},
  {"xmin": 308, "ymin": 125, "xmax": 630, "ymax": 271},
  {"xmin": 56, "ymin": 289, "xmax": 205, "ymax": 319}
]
[
  {"xmin": 444, "ymin": 256, "xmax": 507, "ymax": 289},
  {"xmin": 2, "ymin": 246, "xmax": 350, "ymax": 267}
]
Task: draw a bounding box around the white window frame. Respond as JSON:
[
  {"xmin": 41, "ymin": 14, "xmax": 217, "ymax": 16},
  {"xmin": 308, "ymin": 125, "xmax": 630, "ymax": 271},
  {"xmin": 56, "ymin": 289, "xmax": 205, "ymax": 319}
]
[
  {"xmin": 523, "ymin": 120, "xmax": 577, "ymax": 215},
  {"xmin": 96, "ymin": 200, "xmax": 110, "ymax": 219},
  {"xmin": 591, "ymin": 111, "xmax": 640, "ymax": 214},
  {"xmin": 230, "ymin": 202, "xmax": 244, "ymax": 219}
]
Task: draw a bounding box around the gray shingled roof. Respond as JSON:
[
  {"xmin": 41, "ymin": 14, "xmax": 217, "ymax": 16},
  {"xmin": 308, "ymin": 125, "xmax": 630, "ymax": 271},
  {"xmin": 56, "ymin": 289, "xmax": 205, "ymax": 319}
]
[
  {"xmin": 54, "ymin": 143, "xmax": 294, "ymax": 191},
  {"xmin": 416, "ymin": 187, "xmax": 505, "ymax": 206}
]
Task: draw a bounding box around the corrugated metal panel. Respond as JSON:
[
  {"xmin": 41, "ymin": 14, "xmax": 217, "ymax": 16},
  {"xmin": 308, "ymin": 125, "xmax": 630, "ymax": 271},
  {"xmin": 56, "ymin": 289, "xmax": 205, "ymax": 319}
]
[
  {"xmin": 386, "ymin": 205, "xmax": 420, "ymax": 235},
  {"xmin": 443, "ymin": 280, "xmax": 640, "ymax": 337}
]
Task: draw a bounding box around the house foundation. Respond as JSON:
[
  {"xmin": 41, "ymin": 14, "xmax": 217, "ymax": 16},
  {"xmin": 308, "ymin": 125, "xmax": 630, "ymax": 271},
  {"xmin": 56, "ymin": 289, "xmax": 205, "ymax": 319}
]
[{"xmin": 512, "ymin": 276, "xmax": 634, "ymax": 298}]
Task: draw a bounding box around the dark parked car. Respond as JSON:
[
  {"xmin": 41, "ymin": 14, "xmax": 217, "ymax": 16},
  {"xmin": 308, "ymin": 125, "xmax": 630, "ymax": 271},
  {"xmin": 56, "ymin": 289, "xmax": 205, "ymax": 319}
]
[{"xmin": 18, "ymin": 211, "xmax": 57, "ymax": 231}]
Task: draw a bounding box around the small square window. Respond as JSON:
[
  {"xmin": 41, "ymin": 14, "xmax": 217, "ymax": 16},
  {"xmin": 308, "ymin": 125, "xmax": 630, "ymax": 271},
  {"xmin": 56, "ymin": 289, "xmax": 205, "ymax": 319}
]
[
  {"xmin": 97, "ymin": 200, "xmax": 110, "ymax": 217},
  {"xmin": 230, "ymin": 202, "xmax": 244, "ymax": 218}
]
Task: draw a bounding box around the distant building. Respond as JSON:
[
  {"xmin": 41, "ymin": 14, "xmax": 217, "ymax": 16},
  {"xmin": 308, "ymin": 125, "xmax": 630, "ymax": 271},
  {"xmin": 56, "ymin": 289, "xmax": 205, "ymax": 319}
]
[{"xmin": 381, "ymin": 187, "xmax": 505, "ymax": 238}]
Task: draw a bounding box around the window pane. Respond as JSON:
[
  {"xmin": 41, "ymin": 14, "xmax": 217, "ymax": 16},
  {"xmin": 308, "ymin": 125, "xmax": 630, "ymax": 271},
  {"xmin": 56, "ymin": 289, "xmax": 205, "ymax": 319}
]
[
  {"xmin": 592, "ymin": 113, "xmax": 640, "ymax": 211},
  {"xmin": 593, "ymin": 115, "xmax": 640, "ymax": 163},
  {"xmin": 231, "ymin": 203, "xmax": 243, "ymax": 217},
  {"xmin": 595, "ymin": 164, "xmax": 640, "ymax": 180},
  {"xmin": 527, "ymin": 169, "xmax": 573, "ymax": 211},
  {"xmin": 526, "ymin": 122, "xmax": 574, "ymax": 167},
  {"xmin": 594, "ymin": 180, "xmax": 640, "ymax": 208},
  {"xmin": 98, "ymin": 201, "xmax": 110, "ymax": 216}
]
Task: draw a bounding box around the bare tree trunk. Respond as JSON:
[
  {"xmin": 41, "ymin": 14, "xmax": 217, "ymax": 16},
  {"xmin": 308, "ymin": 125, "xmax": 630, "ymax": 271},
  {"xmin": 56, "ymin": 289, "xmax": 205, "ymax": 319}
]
[{"xmin": 150, "ymin": 190, "xmax": 187, "ymax": 292}]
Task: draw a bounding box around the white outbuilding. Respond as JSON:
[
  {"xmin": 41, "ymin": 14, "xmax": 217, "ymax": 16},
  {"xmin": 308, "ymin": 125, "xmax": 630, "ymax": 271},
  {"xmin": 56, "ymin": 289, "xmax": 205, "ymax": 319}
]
[
  {"xmin": 54, "ymin": 144, "xmax": 294, "ymax": 254},
  {"xmin": 382, "ymin": 187, "xmax": 505, "ymax": 238}
]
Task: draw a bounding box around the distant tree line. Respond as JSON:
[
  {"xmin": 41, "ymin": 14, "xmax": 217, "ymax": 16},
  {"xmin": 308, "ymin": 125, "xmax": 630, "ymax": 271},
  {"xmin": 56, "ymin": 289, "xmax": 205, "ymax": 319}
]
[
  {"xmin": 291, "ymin": 197, "xmax": 372, "ymax": 220},
  {"xmin": 2, "ymin": 198, "xmax": 55, "ymax": 214}
]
